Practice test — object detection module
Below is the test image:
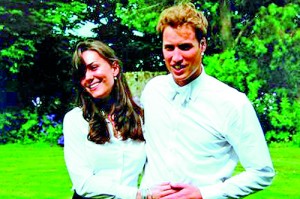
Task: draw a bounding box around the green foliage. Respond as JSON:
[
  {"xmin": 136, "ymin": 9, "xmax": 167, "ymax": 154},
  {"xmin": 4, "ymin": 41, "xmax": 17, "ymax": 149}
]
[
  {"xmin": 254, "ymin": 91, "xmax": 300, "ymax": 143},
  {"xmin": 0, "ymin": 108, "xmax": 62, "ymax": 145},
  {"xmin": 204, "ymin": 45, "xmax": 300, "ymax": 144},
  {"xmin": 224, "ymin": 2, "xmax": 300, "ymax": 143},
  {"xmin": 204, "ymin": 4, "xmax": 300, "ymax": 144},
  {"xmin": 204, "ymin": 50, "xmax": 262, "ymax": 101},
  {"xmin": 0, "ymin": 38, "xmax": 36, "ymax": 73},
  {"xmin": 0, "ymin": 3, "xmax": 37, "ymax": 73},
  {"xmin": 293, "ymin": 131, "xmax": 300, "ymax": 147},
  {"xmin": 0, "ymin": 0, "xmax": 87, "ymax": 73},
  {"xmin": 116, "ymin": 0, "xmax": 223, "ymax": 50},
  {"xmin": 31, "ymin": 1, "xmax": 88, "ymax": 35},
  {"xmin": 39, "ymin": 114, "xmax": 63, "ymax": 144},
  {"xmin": 115, "ymin": 0, "xmax": 165, "ymax": 34},
  {"xmin": 1, "ymin": 0, "xmax": 299, "ymax": 145},
  {"xmin": 239, "ymin": 3, "xmax": 300, "ymax": 97},
  {"xmin": 0, "ymin": 71, "xmax": 165, "ymax": 144}
]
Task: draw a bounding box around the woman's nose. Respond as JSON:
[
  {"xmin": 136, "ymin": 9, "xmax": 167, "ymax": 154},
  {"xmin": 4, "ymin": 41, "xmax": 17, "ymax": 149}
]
[{"xmin": 85, "ymin": 69, "xmax": 93, "ymax": 80}]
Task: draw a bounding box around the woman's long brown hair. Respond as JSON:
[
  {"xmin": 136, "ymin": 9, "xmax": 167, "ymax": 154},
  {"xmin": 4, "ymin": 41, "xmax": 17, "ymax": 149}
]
[{"xmin": 72, "ymin": 39, "xmax": 144, "ymax": 144}]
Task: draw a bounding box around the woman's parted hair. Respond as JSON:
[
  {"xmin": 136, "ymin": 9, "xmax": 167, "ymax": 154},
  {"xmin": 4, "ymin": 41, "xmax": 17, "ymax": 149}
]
[
  {"xmin": 72, "ymin": 39, "xmax": 144, "ymax": 144},
  {"xmin": 156, "ymin": 3, "xmax": 208, "ymax": 41}
]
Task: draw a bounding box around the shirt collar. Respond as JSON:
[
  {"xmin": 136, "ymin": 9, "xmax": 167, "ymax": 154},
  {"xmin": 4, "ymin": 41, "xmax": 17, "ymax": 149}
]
[{"xmin": 168, "ymin": 65, "xmax": 206, "ymax": 106}]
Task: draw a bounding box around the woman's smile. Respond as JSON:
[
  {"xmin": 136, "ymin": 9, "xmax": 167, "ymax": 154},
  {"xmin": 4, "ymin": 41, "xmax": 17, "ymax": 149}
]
[{"xmin": 80, "ymin": 50, "xmax": 119, "ymax": 99}]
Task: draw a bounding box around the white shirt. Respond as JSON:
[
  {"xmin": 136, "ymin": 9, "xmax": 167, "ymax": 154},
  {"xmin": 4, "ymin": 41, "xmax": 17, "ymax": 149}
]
[
  {"xmin": 140, "ymin": 69, "xmax": 275, "ymax": 199},
  {"xmin": 63, "ymin": 107, "xmax": 146, "ymax": 199}
]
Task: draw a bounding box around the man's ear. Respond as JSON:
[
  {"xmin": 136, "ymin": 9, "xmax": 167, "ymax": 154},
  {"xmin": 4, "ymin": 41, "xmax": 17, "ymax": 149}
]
[{"xmin": 200, "ymin": 38, "xmax": 207, "ymax": 53}]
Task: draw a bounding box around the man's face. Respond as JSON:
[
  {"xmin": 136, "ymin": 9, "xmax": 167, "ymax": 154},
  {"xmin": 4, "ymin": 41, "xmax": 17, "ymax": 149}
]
[{"xmin": 162, "ymin": 25, "xmax": 206, "ymax": 86}]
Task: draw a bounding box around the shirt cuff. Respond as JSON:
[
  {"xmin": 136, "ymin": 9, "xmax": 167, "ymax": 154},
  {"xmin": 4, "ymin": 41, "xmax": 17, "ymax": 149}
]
[
  {"xmin": 199, "ymin": 183, "xmax": 227, "ymax": 199},
  {"xmin": 116, "ymin": 186, "xmax": 138, "ymax": 199}
]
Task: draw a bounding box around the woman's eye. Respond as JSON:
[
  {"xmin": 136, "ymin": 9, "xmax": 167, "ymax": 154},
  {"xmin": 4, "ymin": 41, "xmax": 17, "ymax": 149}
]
[{"xmin": 90, "ymin": 65, "xmax": 98, "ymax": 70}]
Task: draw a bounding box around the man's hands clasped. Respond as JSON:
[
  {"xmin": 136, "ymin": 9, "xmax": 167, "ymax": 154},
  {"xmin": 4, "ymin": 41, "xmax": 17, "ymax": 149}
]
[{"xmin": 137, "ymin": 182, "xmax": 202, "ymax": 199}]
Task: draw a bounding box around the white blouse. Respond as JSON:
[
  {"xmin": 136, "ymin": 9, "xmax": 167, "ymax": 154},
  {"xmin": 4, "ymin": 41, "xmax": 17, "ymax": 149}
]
[{"xmin": 63, "ymin": 107, "xmax": 146, "ymax": 199}]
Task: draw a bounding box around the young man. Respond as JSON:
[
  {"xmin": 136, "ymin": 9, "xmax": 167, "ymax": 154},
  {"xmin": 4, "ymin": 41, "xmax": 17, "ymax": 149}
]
[{"xmin": 140, "ymin": 3, "xmax": 275, "ymax": 199}]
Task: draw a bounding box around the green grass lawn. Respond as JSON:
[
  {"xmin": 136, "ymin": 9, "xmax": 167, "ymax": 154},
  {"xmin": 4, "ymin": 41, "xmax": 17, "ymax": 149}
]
[
  {"xmin": 0, "ymin": 143, "xmax": 299, "ymax": 199},
  {"xmin": 243, "ymin": 143, "xmax": 300, "ymax": 199},
  {"xmin": 0, "ymin": 143, "xmax": 72, "ymax": 199}
]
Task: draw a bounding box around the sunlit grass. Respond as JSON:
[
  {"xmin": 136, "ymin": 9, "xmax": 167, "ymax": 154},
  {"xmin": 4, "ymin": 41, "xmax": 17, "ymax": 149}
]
[
  {"xmin": 0, "ymin": 143, "xmax": 299, "ymax": 198},
  {"xmin": 0, "ymin": 143, "xmax": 72, "ymax": 199},
  {"xmin": 244, "ymin": 143, "xmax": 300, "ymax": 198}
]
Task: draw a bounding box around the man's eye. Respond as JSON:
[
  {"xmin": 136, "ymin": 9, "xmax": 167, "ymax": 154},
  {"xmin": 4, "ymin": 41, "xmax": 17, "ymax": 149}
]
[
  {"xmin": 179, "ymin": 44, "xmax": 192, "ymax": 51},
  {"xmin": 164, "ymin": 45, "xmax": 174, "ymax": 51}
]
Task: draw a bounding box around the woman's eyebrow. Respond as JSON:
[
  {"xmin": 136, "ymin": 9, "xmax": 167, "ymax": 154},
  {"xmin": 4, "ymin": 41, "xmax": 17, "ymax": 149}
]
[{"xmin": 86, "ymin": 61, "xmax": 96, "ymax": 67}]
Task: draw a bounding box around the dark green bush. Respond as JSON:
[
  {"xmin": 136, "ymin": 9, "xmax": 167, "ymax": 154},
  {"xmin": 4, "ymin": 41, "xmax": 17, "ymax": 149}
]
[
  {"xmin": 1, "ymin": 71, "xmax": 299, "ymax": 145},
  {"xmin": 254, "ymin": 91, "xmax": 300, "ymax": 143},
  {"xmin": 204, "ymin": 50, "xmax": 300, "ymax": 144},
  {"xmin": 203, "ymin": 3, "xmax": 300, "ymax": 145},
  {"xmin": 0, "ymin": 71, "xmax": 164, "ymax": 145},
  {"xmin": 0, "ymin": 107, "xmax": 62, "ymax": 145}
]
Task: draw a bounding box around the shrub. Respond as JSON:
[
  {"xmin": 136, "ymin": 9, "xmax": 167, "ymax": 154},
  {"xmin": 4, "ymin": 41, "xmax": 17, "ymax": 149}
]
[
  {"xmin": 253, "ymin": 91, "xmax": 300, "ymax": 143},
  {"xmin": 204, "ymin": 50, "xmax": 300, "ymax": 144},
  {"xmin": 1, "ymin": 71, "xmax": 166, "ymax": 145},
  {"xmin": 204, "ymin": 50, "xmax": 262, "ymax": 101},
  {"xmin": 0, "ymin": 108, "xmax": 62, "ymax": 145}
]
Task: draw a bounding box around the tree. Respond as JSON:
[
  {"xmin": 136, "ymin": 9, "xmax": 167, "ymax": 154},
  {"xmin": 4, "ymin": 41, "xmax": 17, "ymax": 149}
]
[
  {"xmin": 0, "ymin": 0, "xmax": 87, "ymax": 73},
  {"xmin": 79, "ymin": 0, "xmax": 164, "ymax": 72},
  {"xmin": 0, "ymin": 0, "xmax": 87, "ymax": 115},
  {"xmin": 206, "ymin": 2, "xmax": 300, "ymax": 142},
  {"xmin": 115, "ymin": 0, "xmax": 300, "ymax": 143}
]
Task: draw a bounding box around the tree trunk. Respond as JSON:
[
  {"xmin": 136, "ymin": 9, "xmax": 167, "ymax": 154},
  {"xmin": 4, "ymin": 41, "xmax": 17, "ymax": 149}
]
[{"xmin": 220, "ymin": 0, "xmax": 234, "ymax": 50}]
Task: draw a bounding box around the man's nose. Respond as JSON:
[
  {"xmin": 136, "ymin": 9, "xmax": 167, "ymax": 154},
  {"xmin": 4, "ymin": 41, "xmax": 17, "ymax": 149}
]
[{"xmin": 172, "ymin": 48, "xmax": 183, "ymax": 63}]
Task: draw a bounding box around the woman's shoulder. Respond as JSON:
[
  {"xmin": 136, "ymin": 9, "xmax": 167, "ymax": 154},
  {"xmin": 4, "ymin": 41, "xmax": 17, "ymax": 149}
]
[
  {"xmin": 65, "ymin": 106, "xmax": 82, "ymax": 115},
  {"xmin": 64, "ymin": 107, "xmax": 84, "ymax": 122}
]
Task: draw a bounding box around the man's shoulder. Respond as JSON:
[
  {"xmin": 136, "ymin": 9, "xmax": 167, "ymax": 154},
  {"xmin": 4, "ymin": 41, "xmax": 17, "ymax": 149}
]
[
  {"xmin": 141, "ymin": 74, "xmax": 170, "ymax": 103},
  {"xmin": 148, "ymin": 74, "xmax": 169, "ymax": 83},
  {"xmin": 206, "ymin": 75, "xmax": 242, "ymax": 94},
  {"xmin": 144, "ymin": 74, "xmax": 170, "ymax": 90},
  {"xmin": 203, "ymin": 74, "xmax": 248, "ymax": 103}
]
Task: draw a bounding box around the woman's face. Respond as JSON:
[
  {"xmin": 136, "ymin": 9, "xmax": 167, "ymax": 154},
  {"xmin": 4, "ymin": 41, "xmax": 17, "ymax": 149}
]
[{"xmin": 80, "ymin": 50, "xmax": 119, "ymax": 99}]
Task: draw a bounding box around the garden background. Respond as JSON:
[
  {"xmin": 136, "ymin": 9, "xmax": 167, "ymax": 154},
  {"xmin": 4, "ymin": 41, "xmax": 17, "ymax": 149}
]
[{"xmin": 0, "ymin": 0, "xmax": 299, "ymax": 198}]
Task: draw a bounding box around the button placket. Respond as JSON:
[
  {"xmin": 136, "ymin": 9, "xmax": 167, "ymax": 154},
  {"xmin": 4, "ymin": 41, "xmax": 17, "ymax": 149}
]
[{"xmin": 165, "ymin": 94, "xmax": 183, "ymax": 179}]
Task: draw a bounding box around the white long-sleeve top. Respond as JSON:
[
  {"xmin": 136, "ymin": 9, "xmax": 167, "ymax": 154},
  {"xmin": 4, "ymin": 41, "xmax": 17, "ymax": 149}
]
[
  {"xmin": 63, "ymin": 107, "xmax": 146, "ymax": 199},
  {"xmin": 140, "ymin": 69, "xmax": 275, "ymax": 199}
]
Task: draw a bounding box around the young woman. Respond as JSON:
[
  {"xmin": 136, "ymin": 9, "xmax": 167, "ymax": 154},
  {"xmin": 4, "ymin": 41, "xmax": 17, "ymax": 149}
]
[{"xmin": 63, "ymin": 39, "xmax": 146, "ymax": 199}]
